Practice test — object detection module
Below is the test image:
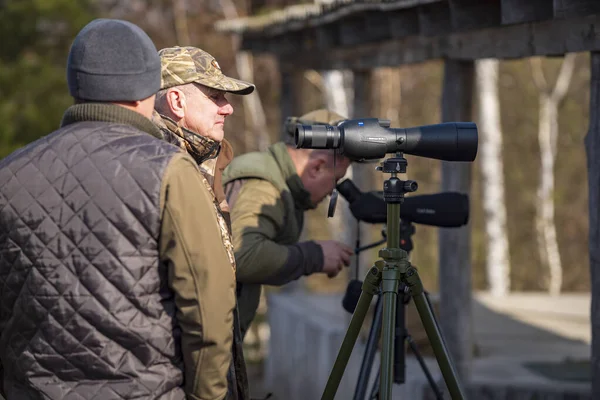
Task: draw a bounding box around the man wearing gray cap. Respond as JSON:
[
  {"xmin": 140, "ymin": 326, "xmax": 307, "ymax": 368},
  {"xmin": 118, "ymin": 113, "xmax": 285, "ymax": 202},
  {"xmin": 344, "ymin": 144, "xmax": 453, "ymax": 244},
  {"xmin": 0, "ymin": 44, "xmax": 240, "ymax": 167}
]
[{"xmin": 0, "ymin": 19, "xmax": 236, "ymax": 400}]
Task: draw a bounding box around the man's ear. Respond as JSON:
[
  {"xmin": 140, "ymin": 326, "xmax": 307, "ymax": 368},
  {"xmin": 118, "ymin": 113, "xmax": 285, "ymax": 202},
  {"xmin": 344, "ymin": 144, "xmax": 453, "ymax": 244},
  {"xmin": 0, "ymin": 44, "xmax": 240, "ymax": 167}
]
[
  {"xmin": 307, "ymin": 157, "xmax": 326, "ymax": 178},
  {"xmin": 166, "ymin": 88, "xmax": 186, "ymax": 119}
]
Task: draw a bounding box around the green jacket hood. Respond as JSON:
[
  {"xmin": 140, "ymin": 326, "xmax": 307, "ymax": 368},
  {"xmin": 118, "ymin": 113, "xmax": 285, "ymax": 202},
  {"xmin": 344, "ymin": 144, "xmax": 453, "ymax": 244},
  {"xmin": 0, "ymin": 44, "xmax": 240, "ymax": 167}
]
[{"xmin": 223, "ymin": 142, "xmax": 314, "ymax": 210}]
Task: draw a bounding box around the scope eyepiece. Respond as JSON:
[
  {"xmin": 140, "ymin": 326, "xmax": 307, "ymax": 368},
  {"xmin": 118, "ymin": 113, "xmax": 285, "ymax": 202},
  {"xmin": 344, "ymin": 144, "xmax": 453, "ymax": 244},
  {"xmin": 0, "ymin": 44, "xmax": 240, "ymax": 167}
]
[{"xmin": 295, "ymin": 124, "xmax": 342, "ymax": 150}]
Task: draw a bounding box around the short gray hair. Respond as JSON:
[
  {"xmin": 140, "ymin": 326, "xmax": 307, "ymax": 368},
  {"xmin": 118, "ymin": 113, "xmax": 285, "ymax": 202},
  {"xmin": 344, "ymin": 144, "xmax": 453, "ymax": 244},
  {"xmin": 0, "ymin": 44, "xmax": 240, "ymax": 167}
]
[{"xmin": 154, "ymin": 83, "xmax": 196, "ymax": 113}]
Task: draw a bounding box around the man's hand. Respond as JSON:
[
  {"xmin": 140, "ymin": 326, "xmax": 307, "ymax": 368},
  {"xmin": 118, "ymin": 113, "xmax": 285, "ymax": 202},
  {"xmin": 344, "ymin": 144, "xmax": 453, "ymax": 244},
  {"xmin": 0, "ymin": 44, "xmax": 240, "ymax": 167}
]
[{"xmin": 316, "ymin": 240, "xmax": 354, "ymax": 278}]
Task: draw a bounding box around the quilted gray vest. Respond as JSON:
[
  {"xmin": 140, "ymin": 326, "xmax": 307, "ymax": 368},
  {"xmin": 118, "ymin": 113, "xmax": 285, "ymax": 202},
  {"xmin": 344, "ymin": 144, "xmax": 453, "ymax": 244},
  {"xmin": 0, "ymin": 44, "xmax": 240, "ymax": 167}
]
[{"xmin": 0, "ymin": 120, "xmax": 184, "ymax": 399}]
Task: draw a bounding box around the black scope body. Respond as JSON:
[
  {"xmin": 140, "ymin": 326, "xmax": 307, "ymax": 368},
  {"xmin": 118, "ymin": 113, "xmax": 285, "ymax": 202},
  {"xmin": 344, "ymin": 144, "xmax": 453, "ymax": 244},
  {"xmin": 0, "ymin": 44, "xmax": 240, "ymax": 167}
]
[
  {"xmin": 337, "ymin": 179, "xmax": 469, "ymax": 228},
  {"xmin": 295, "ymin": 118, "xmax": 478, "ymax": 162}
]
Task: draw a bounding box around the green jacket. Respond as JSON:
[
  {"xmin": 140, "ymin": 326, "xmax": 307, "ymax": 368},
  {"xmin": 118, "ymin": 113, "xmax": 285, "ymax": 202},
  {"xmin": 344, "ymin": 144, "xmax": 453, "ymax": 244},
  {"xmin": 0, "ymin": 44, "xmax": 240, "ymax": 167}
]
[{"xmin": 223, "ymin": 142, "xmax": 324, "ymax": 337}]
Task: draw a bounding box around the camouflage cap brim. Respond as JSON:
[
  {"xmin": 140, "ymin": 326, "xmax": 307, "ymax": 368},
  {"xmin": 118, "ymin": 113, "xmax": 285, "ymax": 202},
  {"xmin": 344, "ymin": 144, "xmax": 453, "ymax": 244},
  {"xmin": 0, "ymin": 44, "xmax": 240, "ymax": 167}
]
[{"xmin": 195, "ymin": 74, "xmax": 255, "ymax": 95}]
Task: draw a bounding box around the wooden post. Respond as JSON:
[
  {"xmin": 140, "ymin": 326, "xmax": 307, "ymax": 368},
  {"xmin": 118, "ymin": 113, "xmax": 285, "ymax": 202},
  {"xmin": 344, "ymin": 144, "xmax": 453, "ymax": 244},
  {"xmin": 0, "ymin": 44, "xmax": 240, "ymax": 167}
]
[
  {"xmin": 279, "ymin": 64, "xmax": 303, "ymax": 293},
  {"xmin": 585, "ymin": 51, "xmax": 600, "ymax": 400},
  {"xmin": 438, "ymin": 59, "xmax": 475, "ymax": 382},
  {"xmin": 352, "ymin": 70, "xmax": 371, "ymax": 120},
  {"xmin": 350, "ymin": 70, "xmax": 375, "ymax": 279},
  {"xmin": 279, "ymin": 64, "xmax": 302, "ymax": 142}
]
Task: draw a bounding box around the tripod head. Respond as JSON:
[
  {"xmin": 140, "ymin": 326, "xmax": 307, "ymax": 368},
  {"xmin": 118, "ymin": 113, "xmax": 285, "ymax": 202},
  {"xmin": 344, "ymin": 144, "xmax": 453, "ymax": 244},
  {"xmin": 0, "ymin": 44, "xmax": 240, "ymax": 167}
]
[{"xmin": 377, "ymin": 154, "xmax": 418, "ymax": 203}]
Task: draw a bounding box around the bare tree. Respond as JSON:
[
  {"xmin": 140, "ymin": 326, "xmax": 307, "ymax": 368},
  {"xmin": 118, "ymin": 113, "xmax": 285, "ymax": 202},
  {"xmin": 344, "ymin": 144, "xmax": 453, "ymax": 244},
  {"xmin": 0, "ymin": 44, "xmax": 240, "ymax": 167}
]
[
  {"xmin": 172, "ymin": 0, "xmax": 191, "ymax": 45},
  {"xmin": 320, "ymin": 70, "xmax": 356, "ymax": 247},
  {"xmin": 529, "ymin": 54, "xmax": 577, "ymax": 296},
  {"xmin": 476, "ymin": 58, "xmax": 511, "ymax": 297},
  {"xmin": 377, "ymin": 67, "xmax": 401, "ymax": 124},
  {"xmin": 217, "ymin": 0, "xmax": 270, "ymax": 151}
]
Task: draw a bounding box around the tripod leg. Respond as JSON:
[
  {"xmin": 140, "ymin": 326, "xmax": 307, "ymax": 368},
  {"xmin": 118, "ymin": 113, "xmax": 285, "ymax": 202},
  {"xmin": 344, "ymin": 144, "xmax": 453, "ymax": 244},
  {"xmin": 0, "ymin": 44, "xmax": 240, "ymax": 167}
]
[
  {"xmin": 404, "ymin": 266, "xmax": 467, "ymax": 400},
  {"xmin": 380, "ymin": 266, "xmax": 401, "ymax": 400},
  {"xmin": 368, "ymin": 367, "xmax": 381, "ymax": 400},
  {"xmin": 321, "ymin": 263, "xmax": 383, "ymax": 400},
  {"xmin": 406, "ymin": 334, "xmax": 444, "ymax": 400},
  {"xmin": 354, "ymin": 295, "xmax": 383, "ymax": 400},
  {"xmin": 393, "ymin": 285, "xmax": 406, "ymax": 384}
]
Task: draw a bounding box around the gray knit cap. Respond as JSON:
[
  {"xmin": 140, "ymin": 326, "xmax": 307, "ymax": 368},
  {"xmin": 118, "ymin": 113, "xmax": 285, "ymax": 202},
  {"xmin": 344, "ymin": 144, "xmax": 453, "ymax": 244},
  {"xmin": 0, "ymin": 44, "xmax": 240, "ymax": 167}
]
[{"xmin": 66, "ymin": 19, "xmax": 161, "ymax": 102}]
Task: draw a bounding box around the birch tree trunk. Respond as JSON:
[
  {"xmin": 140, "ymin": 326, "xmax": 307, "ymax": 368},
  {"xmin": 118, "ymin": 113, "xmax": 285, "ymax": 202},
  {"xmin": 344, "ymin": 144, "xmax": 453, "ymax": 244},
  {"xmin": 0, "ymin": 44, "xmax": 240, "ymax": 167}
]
[
  {"xmin": 530, "ymin": 54, "xmax": 577, "ymax": 296},
  {"xmin": 322, "ymin": 70, "xmax": 353, "ymax": 121},
  {"xmin": 321, "ymin": 70, "xmax": 356, "ymax": 247},
  {"xmin": 475, "ymin": 58, "xmax": 511, "ymax": 297}
]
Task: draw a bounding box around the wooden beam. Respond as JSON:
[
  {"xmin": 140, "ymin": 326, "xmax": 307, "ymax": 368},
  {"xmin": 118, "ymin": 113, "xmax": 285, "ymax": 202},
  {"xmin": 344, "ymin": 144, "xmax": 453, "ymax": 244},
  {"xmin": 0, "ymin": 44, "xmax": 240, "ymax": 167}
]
[
  {"xmin": 339, "ymin": 15, "xmax": 368, "ymax": 47},
  {"xmin": 585, "ymin": 51, "xmax": 600, "ymax": 400},
  {"xmin": 438, "ymin": 59, "xmax": 474, "ymax": 383},
  {"xmin": 501, "ymin": 0, "xmax": 554, "ymax": 25},
  {"xmin": 554, "ymin": 0, "xmax": 600, "ymax": 18},
  {"xmin": 241, "ymin": 33, "xmax": 267, "ymax": 54},
  {"xmin": 337, "ymin": 10, "xmax": 417, "ymax": 47},
  {"xmin": 390, "ymin": 8, "xmax": 421, "ymax": 39},
  {"xmin": 449, "ymin": 0, "xmax": 501, "ymax": 32},
  {"xmin": 315, "ymin": 24, "xmax": 339, "ymax": 50},
  {"xmin": 365, "ymin": 11, "xmax": 393, "ymax": 42},
  {"xmin": 418, "ymin": 2, "xmax": 452, "ymax": 36},
  {"xmin": 267, "ymin": 14, "xmax": 600, "ymax": 70},
  {"xmin": 272, "ymin": 31, "xmax": 302, "ymax": 55}
]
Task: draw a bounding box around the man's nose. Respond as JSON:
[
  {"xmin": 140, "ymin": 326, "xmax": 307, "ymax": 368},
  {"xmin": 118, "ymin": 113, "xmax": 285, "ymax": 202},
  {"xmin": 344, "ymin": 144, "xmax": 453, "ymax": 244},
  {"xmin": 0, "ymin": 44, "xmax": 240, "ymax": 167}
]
[{"xmin": 220, "ymin": 101, "xmax": 234, "ymax": 116}]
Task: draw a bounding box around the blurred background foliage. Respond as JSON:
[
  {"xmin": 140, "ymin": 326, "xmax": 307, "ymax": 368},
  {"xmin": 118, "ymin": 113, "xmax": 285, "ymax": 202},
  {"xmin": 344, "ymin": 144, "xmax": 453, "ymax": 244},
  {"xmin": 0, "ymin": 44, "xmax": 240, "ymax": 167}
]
[{"xmin": 0, "ymin": 0, "xmax": 590, "ymax": 295}]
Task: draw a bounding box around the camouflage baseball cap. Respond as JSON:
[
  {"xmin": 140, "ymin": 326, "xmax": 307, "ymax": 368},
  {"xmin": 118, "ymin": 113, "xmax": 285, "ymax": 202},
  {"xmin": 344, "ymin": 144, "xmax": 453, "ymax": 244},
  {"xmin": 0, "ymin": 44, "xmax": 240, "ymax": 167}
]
[
  {"xmin": 159, "ymin": 46, "xmax": 255, "ymax": 95},
  {"xmin": 283, "ymin": 108, "xmax": 347, "ymax": 139},
  {"xmin": 298, "ymin": 108, "xmax": 347, "ymax": 125}
]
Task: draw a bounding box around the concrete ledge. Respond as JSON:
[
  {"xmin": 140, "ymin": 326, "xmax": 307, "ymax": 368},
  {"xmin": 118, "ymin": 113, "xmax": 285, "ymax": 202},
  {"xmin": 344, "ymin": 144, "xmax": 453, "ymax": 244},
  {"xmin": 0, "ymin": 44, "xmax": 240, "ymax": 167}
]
[{"xmin": 263, "ymin": 291, "xmax": 591, "ymax": 399}]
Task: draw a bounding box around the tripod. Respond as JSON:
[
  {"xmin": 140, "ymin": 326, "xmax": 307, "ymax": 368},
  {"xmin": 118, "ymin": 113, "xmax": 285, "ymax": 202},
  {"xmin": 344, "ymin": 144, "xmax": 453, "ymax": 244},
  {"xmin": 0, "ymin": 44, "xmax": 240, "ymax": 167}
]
[
  {"xmin": 321, "ymin": 154, "xmax": 467, "ymax": 400},
  {"xmin": 344, "ymin": 220, "xmax": 444, "ymax": 400}
]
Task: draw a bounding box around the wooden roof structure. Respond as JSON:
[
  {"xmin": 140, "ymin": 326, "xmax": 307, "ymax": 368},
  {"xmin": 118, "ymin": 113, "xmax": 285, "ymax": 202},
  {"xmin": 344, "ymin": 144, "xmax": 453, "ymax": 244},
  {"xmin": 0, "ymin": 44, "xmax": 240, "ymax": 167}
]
[
  {"xmin": 216, "ymin": 1, "xmax": 600, "ymax": 396},
  {"xmin": 216, "ymin": 0, "xmax": 600, "ymax": 69}
]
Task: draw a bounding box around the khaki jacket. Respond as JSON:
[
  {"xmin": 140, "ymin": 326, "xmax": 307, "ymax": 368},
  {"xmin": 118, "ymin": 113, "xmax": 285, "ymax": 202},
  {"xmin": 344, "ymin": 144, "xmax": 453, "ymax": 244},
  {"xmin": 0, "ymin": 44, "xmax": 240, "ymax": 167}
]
[
  {"xmin": 153, "ymin": 111, "xmax": 248, "ymax": 400},
  {"xmin": 160, "ymin": 153, "xmax": 236, "ymax": 400}
]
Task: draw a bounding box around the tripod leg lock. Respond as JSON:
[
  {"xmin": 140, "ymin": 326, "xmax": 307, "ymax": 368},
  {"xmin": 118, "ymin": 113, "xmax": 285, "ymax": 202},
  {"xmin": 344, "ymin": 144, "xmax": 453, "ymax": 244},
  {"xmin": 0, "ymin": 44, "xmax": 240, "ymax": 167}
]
[
  {"xmin": 361, "ymin": 266, "xmax": 382, "ymax": 295},
  {"xmin": 404, "ymin": 265, "xmax": 424, "ymax": 295}
]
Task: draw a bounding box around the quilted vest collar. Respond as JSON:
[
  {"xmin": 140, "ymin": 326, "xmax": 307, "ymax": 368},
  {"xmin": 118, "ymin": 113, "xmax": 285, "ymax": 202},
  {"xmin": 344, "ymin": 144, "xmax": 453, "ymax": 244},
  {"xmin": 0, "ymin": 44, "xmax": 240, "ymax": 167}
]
[{"xmin": 61, "ymin": 103, "xmax": 164, "ymax": 140}]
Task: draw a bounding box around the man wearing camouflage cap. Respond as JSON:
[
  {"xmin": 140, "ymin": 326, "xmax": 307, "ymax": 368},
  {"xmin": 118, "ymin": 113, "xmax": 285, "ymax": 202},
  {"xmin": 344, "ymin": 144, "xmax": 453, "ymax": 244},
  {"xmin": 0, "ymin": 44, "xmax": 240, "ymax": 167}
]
[
  {"xmin": 222, "ymin": 109, "xmax": 353, "ymax": 339},
  {"xmin": 153, "ymin": 46, "xmax": 255, "ymax": 400}
]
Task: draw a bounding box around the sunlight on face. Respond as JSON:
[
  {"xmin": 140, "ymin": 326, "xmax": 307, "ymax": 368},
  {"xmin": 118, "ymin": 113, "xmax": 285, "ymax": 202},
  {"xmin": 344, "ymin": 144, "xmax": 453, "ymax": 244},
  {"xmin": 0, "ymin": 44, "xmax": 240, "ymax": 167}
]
[{"xmin": 181, "ymin": 84, "xmax": 233, "ymax": 142}]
